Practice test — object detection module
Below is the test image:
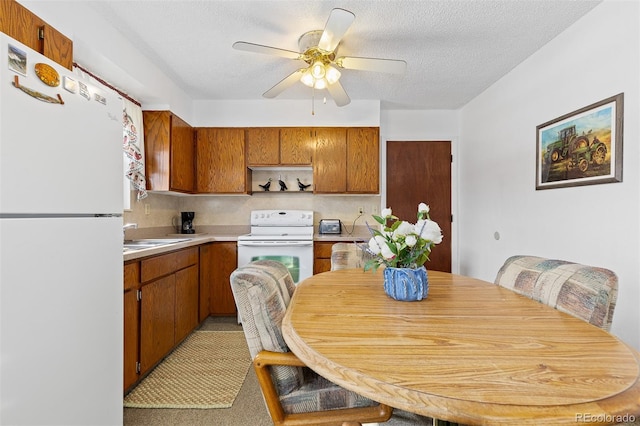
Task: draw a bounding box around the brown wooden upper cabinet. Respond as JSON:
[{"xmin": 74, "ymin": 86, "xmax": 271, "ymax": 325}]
[
  {"xmin": 280, "ymin": 128, "xmax": 314, "ymax": 165},
  {"xmin": 143, "ymin": 111, "xmax": 195, "ymax": 193},
  {"xmin": 143, "ymin": 122, "xmax": 378, "ymax": 195},
  {"xmin": 196, "ymin": 127, "xmax": 249, "ymax": 194},
  {"xmin": 246, "ymin": 128, "xmax": 280, "ymax": 166},
  {"xmin": 313, "ymin": 127, "xmax": 379, "ymax": 194},
  {"xmin": 313, "ymin": 128, "xmax": 347, "ymax": 193},
  {"xmin": 246, "ymin": 127, "xmax": 313, "ymax": 167},
  {"xmin": 0, "ymin": 0, "xmax": 73, "ymax": 70},
  {"xmin": 347, "ymin": 127, "xmax": 379, "ymax": 193}
]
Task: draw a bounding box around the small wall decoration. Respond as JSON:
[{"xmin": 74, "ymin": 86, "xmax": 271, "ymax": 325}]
[
  {"xmin": 34, "ymin": 63, "xmax": 60, "ymax": 87},
  {"xmin": 536, "ymin": 93, "xmax": 623, "ymax": 190},
  {"xmin": 258, "ymin": 178, "xmax": 272, "ymax": 191},
  {"xmin": 12, "ymin": 75, "xmax": 64, "ymax": 104},
  {"xmin": 8, "ymin": 44, "xmax": 27, "ymax": 76},
  {"xmin": 78, "ymin": 81, "xmax": 91, "ymax": 101},
  {"xmin": 94, "ymin": 92, "xmax": 107, "ymax": 105},
  {"xmin": 63, "ymin": 76, "xmax": 78, "ymax": 93}
]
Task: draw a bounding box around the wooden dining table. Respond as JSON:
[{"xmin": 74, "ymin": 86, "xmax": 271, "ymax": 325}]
[{"xmin": 281, "ymin": 269, "xmax": 640, "ymax": 425}]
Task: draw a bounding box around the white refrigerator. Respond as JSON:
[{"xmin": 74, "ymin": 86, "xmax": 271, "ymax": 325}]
[{"xmin": 0, "ymin": 34, "xmax": 123, "ymax": 425}]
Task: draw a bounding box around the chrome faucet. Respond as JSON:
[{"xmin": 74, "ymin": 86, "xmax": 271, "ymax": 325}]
[{"xmin": 123, "ymin": 223, "xmax": 138, "ymax": 240}]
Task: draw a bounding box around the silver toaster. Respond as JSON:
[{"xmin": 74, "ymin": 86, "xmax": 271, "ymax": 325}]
[{"xmin": 319, "ymin": 219, "xmax": 342, "ymax": 234}]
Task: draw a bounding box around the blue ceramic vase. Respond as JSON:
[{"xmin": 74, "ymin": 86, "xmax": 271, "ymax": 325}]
[{"xmin": 383, "ymin": 266, "xmax": 428, "ymax": 301}]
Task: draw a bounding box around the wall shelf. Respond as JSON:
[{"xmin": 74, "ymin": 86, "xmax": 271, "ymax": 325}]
[{"xmin": 250, "ymin": 168, "xmax": 313, "ymax": 194}]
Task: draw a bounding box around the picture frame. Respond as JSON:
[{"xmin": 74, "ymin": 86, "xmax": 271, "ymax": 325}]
[
  {"xmin": 8, "ymin": 44, "xmax": 27, "ymax": 76},
  {"xmin": 536, "ymin": 93, "xmax": 623, "ymax": 190}
]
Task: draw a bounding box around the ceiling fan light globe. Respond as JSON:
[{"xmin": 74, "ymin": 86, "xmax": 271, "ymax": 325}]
[
  {"xmin": 314, "ymin": 79, "xmax": 328, "ymax": 90},
  {"xmin": 300, "ymin": 70, "xmax": 315, "ymax": 88},
  {"xmin": 326, "ymin": 66, "xmax": 341, "ymax": 84},
  {"xmin": 311, "ymin": 61, "xmax": 326, "ymax": 79}
]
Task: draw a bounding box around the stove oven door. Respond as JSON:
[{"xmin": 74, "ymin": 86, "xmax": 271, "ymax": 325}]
[{"xmin": 237, "ymin": 240, "xmax": 314, "ymax": 285}]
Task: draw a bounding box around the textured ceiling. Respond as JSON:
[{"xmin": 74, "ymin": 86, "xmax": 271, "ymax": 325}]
[{"xmin": 83, "ymin": 0, "xmax": 601, "ymax": 109}]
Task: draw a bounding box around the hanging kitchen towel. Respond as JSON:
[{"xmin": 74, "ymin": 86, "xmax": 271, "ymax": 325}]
[{"xmin": 123, "ymin": 98, "xmax": 147, "ymax": 200}]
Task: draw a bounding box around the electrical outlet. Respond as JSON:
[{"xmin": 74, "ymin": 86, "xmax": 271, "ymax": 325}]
[
  {"xmin": 144, "ymin": 203, "xmax": 150, "ymax": 215},
  {"xmin": 358, "ymin": 206, "xmax": 364, "ymax": 215}
]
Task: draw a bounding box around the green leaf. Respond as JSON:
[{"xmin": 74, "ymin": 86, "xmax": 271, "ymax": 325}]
[{"xmin": 372, "ymin": 215, "xmax": 385, "ymax": 225}]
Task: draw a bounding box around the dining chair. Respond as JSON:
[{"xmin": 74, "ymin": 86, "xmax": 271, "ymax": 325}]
[
  {"xmin": 230, "ymin": 259, "xmax": 393, "ymax": 426},
  {"xmin": 330, "ymin": 242, "xmax": 374, "ymax": 271},
  {"xmin": 494, "ymin": 255, "xmax": 618, "ymax": 331}
]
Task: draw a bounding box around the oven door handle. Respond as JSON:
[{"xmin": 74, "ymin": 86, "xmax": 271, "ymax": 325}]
[{"xmin": 237, "ymin": 240, "xmax": 313, "ymax": 247}]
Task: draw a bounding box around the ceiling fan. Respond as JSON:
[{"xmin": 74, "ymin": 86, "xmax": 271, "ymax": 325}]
[{"xmin": 232, "ymin": 8, "xmax": 406, "ymax": 107}]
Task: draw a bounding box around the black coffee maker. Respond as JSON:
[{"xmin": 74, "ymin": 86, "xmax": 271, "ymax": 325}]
[{"xmin": 181, "ymin": 211, "xmax": 195, "ymax": 234}]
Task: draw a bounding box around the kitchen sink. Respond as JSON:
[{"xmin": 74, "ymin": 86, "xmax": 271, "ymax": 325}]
[{"xmin": 123, "ymin": 238, "xmax": 190, "ymax": 252}]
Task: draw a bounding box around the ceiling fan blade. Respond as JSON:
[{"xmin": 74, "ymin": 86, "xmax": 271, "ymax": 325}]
[
  {"xmin": 263, "ymin": 69, "xmax": 305, "ymax": 98},
  {"xmin": 318, "ymin": 8, "xmax": 355, "ymax": 52},
  {"xmin": 233, "ymin": 41, "xmax": 301, "ymax": 60},
  {"xmin": 326, "ymin": 81, "xmax": 351, "ymax": 107},
  {"xmin": 336, "ymin": 56, "xmax": 407, "ymax": 74}
]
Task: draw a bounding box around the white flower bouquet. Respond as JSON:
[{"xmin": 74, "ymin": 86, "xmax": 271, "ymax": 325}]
[{"xmin": 365, "ymin": 203, "xmax": 443, "ymax": 272}]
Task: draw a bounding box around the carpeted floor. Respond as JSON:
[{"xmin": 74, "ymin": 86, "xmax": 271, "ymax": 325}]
[{"xmin": 123, "ymin": 316, "xmax": 433, "ymax": 425}]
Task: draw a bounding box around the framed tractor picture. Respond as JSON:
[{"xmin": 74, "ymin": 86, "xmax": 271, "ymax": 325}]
[{"xmin": 536, "ymin": 93, "xmax": 623, "ymax": 190}]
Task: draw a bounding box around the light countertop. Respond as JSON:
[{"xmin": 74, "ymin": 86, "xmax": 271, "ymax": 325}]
[{"xmin": 123, "ymin": 225, "xmax": 372, "ymax": 261}]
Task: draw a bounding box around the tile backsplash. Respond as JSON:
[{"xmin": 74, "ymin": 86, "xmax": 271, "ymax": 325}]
[{"xmin": 124, "ymin": 191, "xmax": 381, "ymax": 230}]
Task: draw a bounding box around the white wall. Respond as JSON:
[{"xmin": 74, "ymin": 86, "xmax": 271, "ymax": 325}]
[
  {"xmin": 458, "ymin": 0, "xmax": 640, "ymax": 349},
  {"xmin": 192, "ymin": 99, "xmax": 380, "ymax": 127}
]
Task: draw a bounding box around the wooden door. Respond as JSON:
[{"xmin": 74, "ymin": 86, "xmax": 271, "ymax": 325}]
[
  {"xmin": 0, "ymin": 1, "xmax": 41, "ymax": 51},
  {"xmin": 347, "ymin": 128, "xmax": 379, "ymax": 193},
  {"xmin": 0, "ymin": 0, "xmax": 72, "ymax": 69},
  {"xmin": 170, "ymin": 114, "xmax": 195, "ymax": 192},
  {"xmin": 174, "ymin": 265, "xmax": 199, "ymax": 344},
  {"xmin": 387, "ymin": 141, "xmax": 452, "ymax": 272},
  {"xmin": 140, "ymin": 275, "xmax": 175, "ymax": 374},
  {"xmin": 40, "ymin": 24, "xmax": 73, "ymax": 70},
  {"xmin": 143, "ymin": 111, "xmax": 171, "ymax": 191},
  {"xmin": 313, "ymin": 128, "xmax": 347, "ymax": 193},
  {"xmin": 123, "ymin": 262, "xmax": 140, "ymax": 392},
  {"xmin": 198, "ymin": 244, "xmax": 213, "ymax": 322},
  {"xmin": 196, "ymin": 128, "xmax": 247, "ymax": 193},
  {"xmin": 209, "ymin": 242, "xmax": 238, "ymax": 316},
  {"xmin": 123, "ymin": 289, "xmax": 139, "ymax": 391},
  {"xmin": 280, "ymin": 128, "xmax": 313, "ymax": 165},
  {"xmin": 246, "ymin": 127, "xmax": 280, "ymax": 166}
]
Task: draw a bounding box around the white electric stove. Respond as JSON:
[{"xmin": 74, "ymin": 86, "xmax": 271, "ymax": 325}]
[{"xmin": 237, "ymin": 210, "xmax": 314, "ymax": 284}]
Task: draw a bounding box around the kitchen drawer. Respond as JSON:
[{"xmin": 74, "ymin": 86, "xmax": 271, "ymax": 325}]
[
  {"xmin": 140, "ymin": 247, "xmax": 198, "ymax": 283},
  {"xmin": 124, "ymin": 261, "xmax": 140, "ymax": 291}
]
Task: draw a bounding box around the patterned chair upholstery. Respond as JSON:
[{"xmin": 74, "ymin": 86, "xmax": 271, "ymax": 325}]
[
  {"xmin": 494, "ymin": 255, "xmax": 618, "ymax": 331},
  {"xmin": 331, "ymin": 242, "xmax": 374, "ymax": 271},
  {"xmin": 230, "ymin": 260, "xmax": 392, "ymax": 426}
]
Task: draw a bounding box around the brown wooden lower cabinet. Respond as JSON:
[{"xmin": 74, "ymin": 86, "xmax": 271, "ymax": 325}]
[
  {"xmin": 123, "ymin": 262, "xmax": 140, "ymax": 392},
  {"xmin": 200, "ymin": 242, "xmax": 237, "ymax": 316},
  {"xmin": 175, "ymin": 265, "xmax": 199, "ymax": 343},
  {"xmin": 124, "ymin": 247, "xmax": 199, "ymax": 392},
  {"xmin": 314, "ymin": 241, "xmax": 336, "ymax": 274},
  {"xmin": 140, "ymin": 274, "xmax": 176, "ymax": 374}
]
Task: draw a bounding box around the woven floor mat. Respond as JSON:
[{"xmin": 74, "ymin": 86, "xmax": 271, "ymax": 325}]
[{"xmin": 124, "ymin": 331, "xmax": 251, "ymax": 409}]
